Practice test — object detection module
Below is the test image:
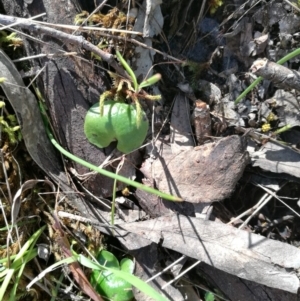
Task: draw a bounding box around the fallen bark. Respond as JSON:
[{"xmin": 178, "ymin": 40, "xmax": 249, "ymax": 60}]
[
  {"xmin": 115, "ymin": 214, "xmax": 300, "ymax": 295},
  {"xmin": 251, "ymin": 58, "xmax": 300, "ymax": 90}
]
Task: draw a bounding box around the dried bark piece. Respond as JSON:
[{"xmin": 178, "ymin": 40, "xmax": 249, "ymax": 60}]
[
  {"xmin": 196, "ymin": 262, "xmax": 297, "ymax": 301},
  {"xmin": 251, "ymin": 58, "xmax": 300, "ymax": 90},
  {"xmin": 151, "ymin": 135, "xmax": 249, "ymax": 203},
  {"xmin": 192, "ymin": 100, "xmax": 212, "ymax": 145},
  {"xmin": 170, "ymin": 92, "xmax": 194, "ymax": 154},
  {"xmin": 119, "ymin": 215, "xmax": 300, "ymax": 294},
  {"xmin": 96, "ymin": 214, "xmax": 299, "ymax": 299},
  {"xmin": 197, "ymin": 80, "xmax": 222, "ymax": 105},
  {"xmin": 250, "ymin": 141, "xmax": 300, "ymax": 178}
]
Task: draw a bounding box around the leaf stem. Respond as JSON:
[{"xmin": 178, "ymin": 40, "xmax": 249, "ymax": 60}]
[
  {"xmin": 44, "ymin": 120, "xmax": 182, "ymax": 202},
  {"xmin": 116, "ymin": 50, "xmax": 138, "ymax": 92}
]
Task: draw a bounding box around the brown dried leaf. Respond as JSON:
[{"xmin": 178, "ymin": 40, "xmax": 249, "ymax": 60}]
[{"xmin": 150, "ymin": 135, "xmax": 249, "ymax": 203}]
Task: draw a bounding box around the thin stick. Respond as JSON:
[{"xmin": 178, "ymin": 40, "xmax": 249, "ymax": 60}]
[
  {"xmin": 234, "ymin": 126, "xmax": 300, "ymax": 154},
  {"xmin": 238, "ymin": 193, "xmax": 273, "ymax": 230},
  {"xmin": 227, "ymin": 193, "xmax": 269, "ymax": 225},
  {"xmin": 33, "ymin": 20, "xmax": 143, "ymax": 35},
  {"xmin": 0, "ymin": 12, "xmax": 46, "ymax": 30},
  {"xmin": 111, "ymin": 157, "xmax": 125, "ymax": 226},
  {"xmin": 72, "ymin": 0, "xmax": 108, "ymax": 31},
  {"xmin": 162, "ymin": 260, "xmax": 201, "ymax": 290},
  {"xmin": 257, "ymin": 184, "xmax": 300, "ymax": 218},
  {"xmin": 0, "ymin": 15, "xmax": 182, "ymax": 63},
  {"xmin": 146, "ymin": 255, "xmax": 186, "ymax": 283},
  {"xmin": 283, "ymin": 0, "xmax": 300, "ymax": 13},
  {"xmin": 57, "ymin": 211, "xmax": 115, "ymax": 228},
  {"xmin": 0, "ymin": 14, "xmax": 128, "ymax": 78},
  {"xmin": 12, "ymin": 52, "xmax": 78, "ymax": 63}
]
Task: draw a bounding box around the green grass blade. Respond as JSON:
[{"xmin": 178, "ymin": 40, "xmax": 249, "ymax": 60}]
[
  {"xmin": 10, "ymin": 249, "xmax": 38, "ymax": 301},
  {"xmin": 26, "ymin": 257, "xmax": 76, "ymax": 290},
  {"xmin": 7, "ymin": 227, "xmax": 45, "ymax": 300},
  {"xmin": 44, "ymin": 120, "xmax": 182, "ymax": 202},
  {"xmin": 11, "ymin": 248, "xmax": 38, "ymax": 271},
  {"xmin": 77, "ymin": 254, "xmax": 170, "ymax": 301},
  {"xmin": 116, "ymin": 50, "xmax": 138, "ymax": 91},
  {"xmin": 138, "ymin": 74, "xmax": 162, "ymax": 89},
  {"xmin": 13, "ymin": 226, "xmax": 46, "ymax": 263},
  {"xmin": 0, "ymin": 268, "xmax": 14, "ymax": 301},
  {"xmin": 234, "ymin": 76, "xmax": 263, "ymax": 105},
  {"xmin": 273, "ymin": 124, "xmax": 292, "ymax": 135}
]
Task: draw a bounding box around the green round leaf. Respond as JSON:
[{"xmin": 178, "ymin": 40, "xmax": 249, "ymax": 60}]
[
  {"xmin": 90, "ymin": 250, "xmax": 134, "ymax": 301},
  {"xmin": 96, "ymin": 250, "xmax": 120, "ymax": 268},
  {"xmin": 84, "ymin": 101, "xmax": 148, "ymax": 153},
  {"xmin": 204, "ymin": 291, "xmax": 215, "ymax": 301},
  {"xmin": 119, "ymin": 258, "xmax": 134, "ymax": 274}
]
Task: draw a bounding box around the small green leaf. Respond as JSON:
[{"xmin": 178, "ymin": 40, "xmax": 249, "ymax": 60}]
[
  {"xmin": 204, "ymin": 291, "xmax": 215, "ymax": 301},
  {"xmin": 96, "ymin": 250, "xmax": 120, "ymax": 268},
  {"xmin": 116, "ymin": 50, "xmax": 138, "ymax": 92},
  {"xmin": 119, "ymin": 258, "xmax": 134, "ymax": 274},
  {"xmin": 138, "ymin": 73, "xmax": 161, "ymax": 89},
  {"xmin": 90, "ymin": 250, "xmax": 134, "ymax": 301}
]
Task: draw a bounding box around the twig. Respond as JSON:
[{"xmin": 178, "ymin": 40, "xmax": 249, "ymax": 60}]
[
  {"xmin": 57, "ymin": 211, "xmax": 115, "ymax": 228},
  {"xmin": 0, "ymin": 14, "xmax": 128, "ymax": 78},
  {"xmin": 259, "ymin": 215, "xmax": 294, "ymax": 230},
  {"xmin": 21, "ymin": 19, "xmax": 182, "ymax": 63},
  {"xmin": 256, "ymin": 184, "xmax": 300, "ymax": 218},
  {"xmin": 12, "ymin": 52, "xmax": 78, "ymax": 63},
  {"xmin": 162, "ymin": 260, "xmax": 201, "ymax": 290},
  {"xmin": 237, "ymin": 192, "xmax": 273, "ymax": 230},
  {"xmin": 0, "ymin": 12, "xmax": 46, "ymax": 30},
  {"xmin": 227, "ymin": 192, "xmax": 270, "ymax": 226},
  {"xmin": 35, "ymin": 20, "xmax": 143, "ymax": 35},
  {"xmin": 283, "ymin": 0, "xmax": 300, "ymax": 13},
  {"xmin": 72, "ymin": 0, "xmax": 108, "ymax": 31},
  {"xmin": 234, "ymin": 126, "xmax": 300, "ymax": 154},
  {"xmin": 146, "ymin": 255, "xmax": 187, "ymax": 283}
]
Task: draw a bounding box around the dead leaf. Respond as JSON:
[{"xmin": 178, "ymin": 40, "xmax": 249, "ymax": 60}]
[
  {"xmin": 149, "ymin": 135, "xmax": 249, "ymax": 203},
  {"xmin": 170, "ymin": 92, "xmax": 194, "ymax": 154},
  {"xmin": 274, "ymin": 89, "xmax": 300, "ymax": 128},
  {"xmin": 132, "ymin": 0, "xmax": 163, "ymax": 81},
  {"xmin": 250, "ymin": 141, "xmax": 300, "ymax": 177}
]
